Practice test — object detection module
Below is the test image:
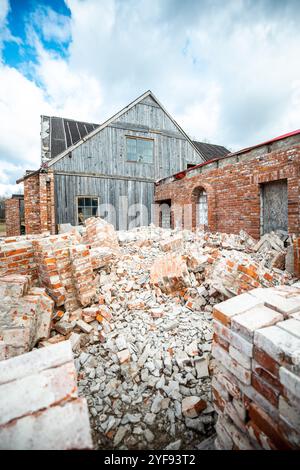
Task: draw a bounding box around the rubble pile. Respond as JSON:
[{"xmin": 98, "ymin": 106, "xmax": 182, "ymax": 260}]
[
  {"xmin": 212, "ymin": 285, "xmax": 300, "ymax": 450},
  {"xmin": 0, "ymin": 219, "xmax": 297, "ymax": 450},
  {"xmin": 0, "ymin": 341, "xmax": 93, "ymax": 450}
]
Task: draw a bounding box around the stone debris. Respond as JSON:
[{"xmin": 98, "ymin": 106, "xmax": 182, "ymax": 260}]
[
  {"xmin": 212, "ymin": 284, "xmax": 300, "ymax": 450},
  {"xmin": 0, "ymin": 220, "xmax": 298, "ymax": 450},
  {"xmin": 0, "ymin": 341, "xmax": 92, "ymax": 450}
]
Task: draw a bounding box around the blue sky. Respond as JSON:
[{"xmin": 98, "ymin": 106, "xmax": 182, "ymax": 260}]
[
  {"xmin": 0, "ymin": 0, "xmax": 299, "ymax": 196},
  {"xmin": 4, "ymin": 1, "xmax": 70, "ymax": 66}
]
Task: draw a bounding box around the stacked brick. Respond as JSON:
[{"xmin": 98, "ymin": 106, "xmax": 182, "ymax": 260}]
[
  {"xmin": 5, "ymin": 198, "xmax": 21, "ymax": 237},
  {"xmin": 212, "ymin": 285, "xmax": 300, "ymax": 450},
  {"xmin": 0, "ymin": 341, "xmax": 93, "ymax": 450},
  {"xmin": 0, "ymin": 274, "xmax": 54, "ymax": 360}
]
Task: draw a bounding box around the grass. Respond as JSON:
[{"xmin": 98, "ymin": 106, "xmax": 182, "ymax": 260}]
[{"xmin": 0, "ymin": 222, "xmax": 6, "ymax": 235}]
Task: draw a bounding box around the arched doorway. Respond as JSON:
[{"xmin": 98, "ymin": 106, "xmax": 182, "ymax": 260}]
[{"xmin": 197, "ymin": 189, "xmax": 208, "ymax": 225}]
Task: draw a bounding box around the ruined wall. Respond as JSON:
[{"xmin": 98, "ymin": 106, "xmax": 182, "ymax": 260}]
[
  {"xmin": 155, "ymin": 143, "xmax": 300, "ymax": 239},
  {"xmin": 24, "ymin": 171, "xmax": 56, "ymax": 235},
  {"xmin": 5, "ymin": 198, "xmax": 21, "ymax": 237}
]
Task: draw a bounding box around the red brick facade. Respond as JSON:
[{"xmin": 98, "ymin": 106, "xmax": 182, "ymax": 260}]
[
  {"xmin": 5, "ymin": 198, "xmax": 21, "ymax": 237},
  {"xmin": 155, "ymin": 140, "xmax": 300, "ymax": 239},
  {"xmin": 24, "ymin": 171, "xmax": 56, "ymax": 235}
]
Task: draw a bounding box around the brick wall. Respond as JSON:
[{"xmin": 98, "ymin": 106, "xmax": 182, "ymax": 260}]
[
  {"xmin": 24, "ymin": 171, "xmax": 56, "ymax": 235},
  {"xmin": 155, "ymin": 143, "xmax": 300, "ymax": 239},
  {"xmin": 5, "ymin": 198, "xmax": 21, "ymax": 237}
]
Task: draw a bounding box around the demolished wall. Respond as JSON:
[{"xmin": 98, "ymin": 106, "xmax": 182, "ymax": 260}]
[
  {"xmin": 0, "ymin": 219, "xmax": 299, "ymax": 450},
  {"xmin": 155, "ymin": 141, "xmax": 300, "ymax": 239}
]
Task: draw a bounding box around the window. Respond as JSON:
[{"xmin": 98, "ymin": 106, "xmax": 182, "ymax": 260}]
[
  {"xmin": 126, "ymin": 137, "xmax": 154, "ymax": 163},
  {"xmin": 198, "ymin": 190, "xmax": 208, "ymax": 225},
  {"xmin": 77, "ymin": 197, "xmax": 99, "ymax": 224}
]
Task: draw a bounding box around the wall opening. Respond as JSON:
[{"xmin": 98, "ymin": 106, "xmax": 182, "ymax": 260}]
[
  {"xmin": 260, "ymin": 179, "xmax": 288, "ymax": 235},
  {"xmin": 197, "ymin": 189, "xmax": 208, "ymax": 226},
  {"xmin": 157, "ymin": 199, "xmax": 172, "ymax": 229}
]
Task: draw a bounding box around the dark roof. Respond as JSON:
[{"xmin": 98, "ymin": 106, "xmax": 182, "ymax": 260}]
[
  {"xmin": 192, "ymin": 141, "xmax": 230, "ymax": 161},
  {"xmin": 46, "ymin": 116, "xmax": 99, "ymax": 159}
]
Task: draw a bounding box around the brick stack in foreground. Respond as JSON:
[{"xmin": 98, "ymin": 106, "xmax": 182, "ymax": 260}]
[
  {"xmin": 0, "ymin": 274, "xmax": 54, "ymax": 360},
  {"xmin": 0, "ymin": 341, "xmax": 93, "ymax": 449},
  {"xmin": 212, "ymin": 285, "xmax": 300, "ymax": 450}
]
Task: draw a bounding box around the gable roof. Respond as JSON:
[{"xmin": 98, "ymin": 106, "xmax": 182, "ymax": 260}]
[
  {"xmin": 46, "ymin": 90, "xmax": 206, "ymax": 167},
  {"xmin": 43, "ymin": 116, "xmax": 99, "ymax": 161},
  {"xmin": 192, "ymin": 141, "xmax": 230, "ymax": 161}
]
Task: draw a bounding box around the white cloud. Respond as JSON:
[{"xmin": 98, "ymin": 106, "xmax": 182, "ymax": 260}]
[
  {"xmin": 30, "ymin": 5, "xmax": 71, "ymax": 43},
  {"xmin": 0, "ymin": 0, "xmax": 300, "ymax": 197}
]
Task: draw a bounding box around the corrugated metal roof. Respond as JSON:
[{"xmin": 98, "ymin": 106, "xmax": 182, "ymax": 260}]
[{"xmin": 48, "ymin": 116, "xmax": 99, "ymax": 159}]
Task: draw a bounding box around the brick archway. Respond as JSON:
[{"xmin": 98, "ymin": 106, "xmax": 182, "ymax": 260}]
[{"xmin": 190, "ymin": 182, "xmax": 216, "ymax": 231}]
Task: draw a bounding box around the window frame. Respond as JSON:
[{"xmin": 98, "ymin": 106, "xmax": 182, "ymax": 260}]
[
  {"xmin": 126, "ymin": 135, "xmax": 154, "ymax": 164},
  {"xmin": 76, "ymin": 195, "xmax": 100, "ymax": 225}
]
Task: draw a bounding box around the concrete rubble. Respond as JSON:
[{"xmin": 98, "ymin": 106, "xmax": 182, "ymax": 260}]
[
  {"xmin": 0, "ymin": 341, "xmax": 93, "ymax": 449},
  {"xmin": 0, "ymin": 217, "xmax": 299, "ymax": 450}
]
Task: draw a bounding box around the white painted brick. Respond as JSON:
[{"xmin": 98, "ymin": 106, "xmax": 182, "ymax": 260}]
[
  {"xmin": 216, "ymin": 368, "xmax": 241, "ymax": 399},
  {"xmin": 229, "ymin": 345, "xmax": 251, "ymax": 369},
  {"xmin": 0, "ymin": 341, "xmax": 73, "ymax": 385},
  {"xmin": 212, "ymin": 376, "xmax": 230, "ymax": 401},
  {"xmin": 232, "ymin": 398, "xmax": 247, "ymax": 422},
  {"xmin": 212, "ymin": 343, "xmax": 251, "ymax": 384},
  {"xmin": 0, "ymin": 398, "xmax": 92, "ymax": 450},
  {"xmin": 214, "ymin": 293, "xmax": 263, "ymax": 324},
  {"xmin": 277, "ymin": 318, "xmax": 300, "ymax": 340},
  {"xmin": 240, "ymin": 382, "xmax": 279, "ymax": 419},
  {"xmin": 0, "ymin": 361, "xmax": 77, "ymax": 425},
  {"xmin": 250, "ymin": 287, "xmax": 300, "ymax": 317},
  {"xmin": 279, "ymin": 396, "xmax": 300, "ymax": 432},
  {"xmin": 254, "ymin": 326, "xmax": 300, "ymax": 366},
  {"xmin": 214, "ymin": 320, "xmax": 253, "ymax": 357},
  {"xmin": 224, "ymin": 401, "xmax": 247, "ymax": 432},
  {"xmin": 215, "ymin": 417, "xmax": 233, "ymax": 450},
  {"xmin": 231, "ymin": 305, "xmax": 283, "ymax": 341},
  {"xmin": 279, "ymin": 367, "xmax": 300, "ymax": 396},
  {"xmin": 222, "ymin": 415, "xmax": 254, "ymax": 450}
]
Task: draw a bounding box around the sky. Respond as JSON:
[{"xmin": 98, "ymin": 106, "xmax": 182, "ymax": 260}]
[{"xmin": 0, "ymin": 0, "xmax": 299, "ymax": 196}]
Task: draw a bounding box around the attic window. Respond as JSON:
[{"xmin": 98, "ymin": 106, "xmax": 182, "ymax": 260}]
[{"xmin": 126, "ymin": 136, "xmax": 153, "ymax": 163}]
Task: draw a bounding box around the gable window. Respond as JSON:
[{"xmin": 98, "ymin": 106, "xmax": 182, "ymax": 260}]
[
  {"xmin": 77, "ymin": 196, "xmax": 99, "ymax": 225},
  {"xmin": 126, "ymin": 136, "xmax": 154, "ymax": 163}
]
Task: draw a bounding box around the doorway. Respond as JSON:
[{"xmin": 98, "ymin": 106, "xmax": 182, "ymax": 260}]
[{"xmin": 260, "ymin": 179, "xmax": 288, "ymax": 235}]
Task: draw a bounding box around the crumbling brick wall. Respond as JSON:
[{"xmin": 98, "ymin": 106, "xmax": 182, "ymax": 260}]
[
  {"xmin": 24, "ymin": 171, "xmax": 55, "ymax": 235},
  {"xmin": 5, "ymin": 198, "xmax": 21, "ymax": 237},
  {"xmin": 155, "ymin": 143, "xmax": 300, "ymax": 239}
]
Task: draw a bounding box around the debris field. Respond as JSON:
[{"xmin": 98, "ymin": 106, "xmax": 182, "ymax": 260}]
[{"xmin": 0, "ymin": 217, "xmax": 298, "ymax": 450}]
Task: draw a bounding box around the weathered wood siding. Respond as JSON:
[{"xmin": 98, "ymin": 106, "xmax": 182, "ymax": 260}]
[
  {"xmin": 52, "ymin": 95, "xmax": 203, "ymax": 229},
  {"xmin": 54, "ymin": 174, "xmax": 154, "ymax": 228}
]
